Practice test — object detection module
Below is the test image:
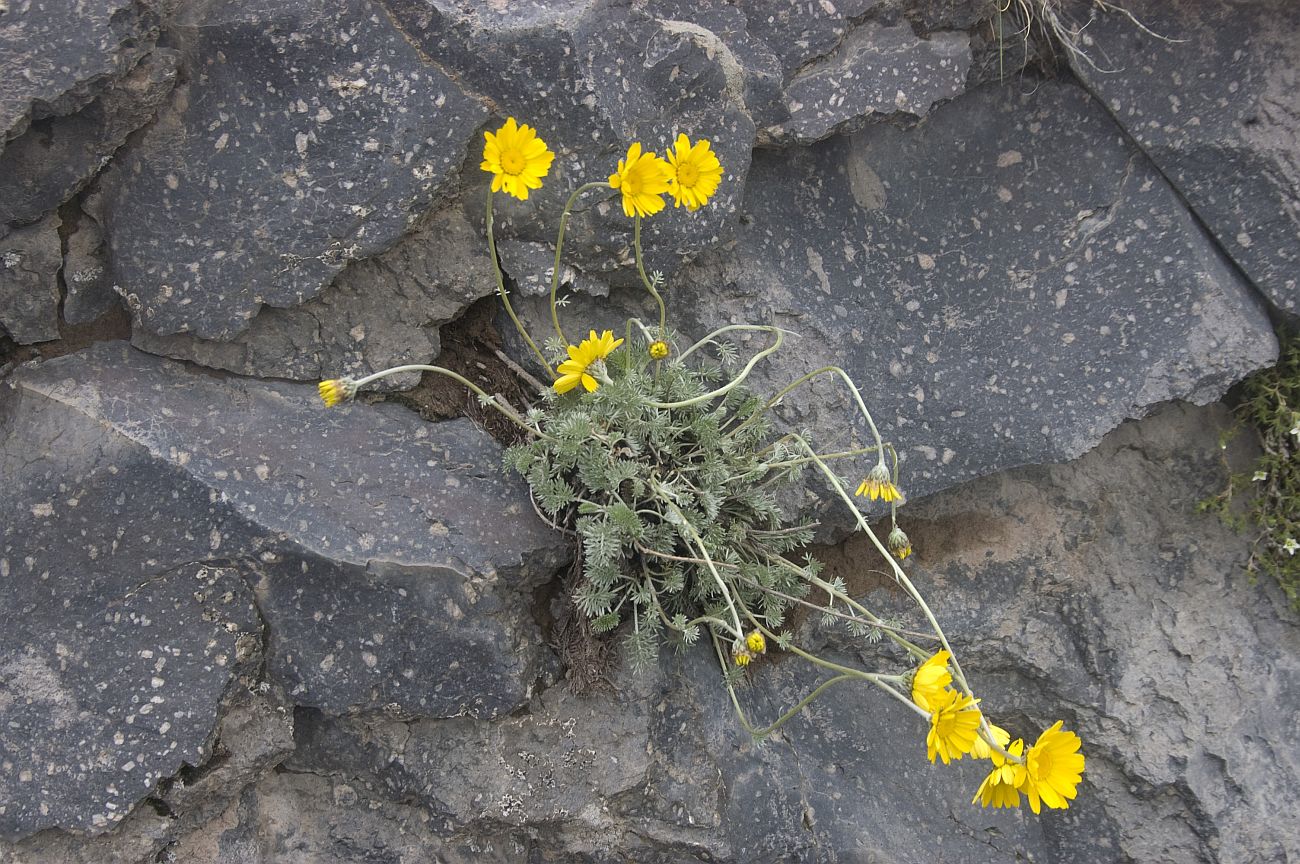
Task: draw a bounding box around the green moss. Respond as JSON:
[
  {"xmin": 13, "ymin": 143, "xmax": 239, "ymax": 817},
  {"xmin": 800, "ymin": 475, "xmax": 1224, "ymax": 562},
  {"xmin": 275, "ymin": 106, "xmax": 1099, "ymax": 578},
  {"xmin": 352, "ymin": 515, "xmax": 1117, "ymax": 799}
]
[{"xmin": 1199, "ymin": 327, "xmax": 1300, "ymax": 609}]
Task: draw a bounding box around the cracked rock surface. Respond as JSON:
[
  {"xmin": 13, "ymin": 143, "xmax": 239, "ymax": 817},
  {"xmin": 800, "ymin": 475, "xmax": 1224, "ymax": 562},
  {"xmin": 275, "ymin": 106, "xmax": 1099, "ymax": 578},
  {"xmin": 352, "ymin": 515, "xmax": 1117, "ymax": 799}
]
[
  {"xmin": 0, "ymin": 343, "xmax": 567, "ymax": 839},
  {"xmin": 5, "ymin": 401, "xmax": 1291, "ymax": 862},
  {"xmin": 1065, "ymin": 0, "xmax": 1300, "ymax": 316}
]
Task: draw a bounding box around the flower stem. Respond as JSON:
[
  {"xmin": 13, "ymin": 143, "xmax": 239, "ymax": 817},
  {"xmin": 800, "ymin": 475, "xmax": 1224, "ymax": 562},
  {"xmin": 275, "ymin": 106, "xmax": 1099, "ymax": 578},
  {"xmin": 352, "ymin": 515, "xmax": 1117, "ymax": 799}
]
[
  {"xmin": 486, "ymin": 189, "xmax": 553, "ymax": 377},
  {"xmin": 649, "ymin": 326, "xmax": 785, "ymax": 409},
  {"xmin": 632, "ymin": 216, "xmax": 667, "ymax": 337},
  {"xmin": 353, "ymin": 364, "xmax": 551, "ymax": 441},
  {"xmin": 549, "ymin": 181, "xmax": 610, "ymax": 346}
]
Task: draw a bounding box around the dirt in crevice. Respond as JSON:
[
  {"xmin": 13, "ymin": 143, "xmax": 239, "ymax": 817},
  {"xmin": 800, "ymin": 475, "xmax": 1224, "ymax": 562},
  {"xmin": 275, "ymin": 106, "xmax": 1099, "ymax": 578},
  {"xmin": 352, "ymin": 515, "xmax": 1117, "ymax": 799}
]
[
  {"xmin": 546, "ymin": 551, "xmax": 619, "ymax": 696},
  {"xmin": 386, "ymin": 296, "xmax": 535, "ymax": 447}
]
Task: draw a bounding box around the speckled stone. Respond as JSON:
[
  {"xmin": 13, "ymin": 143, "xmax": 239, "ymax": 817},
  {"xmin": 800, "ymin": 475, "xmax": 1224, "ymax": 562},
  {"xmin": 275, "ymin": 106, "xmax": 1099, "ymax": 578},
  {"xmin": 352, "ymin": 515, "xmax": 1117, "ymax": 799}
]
[
  {"xmin": 0, "ymin": 50, "xmax": 178, "ymax": 238},
  {"xmin": 1064, "ymin": 0, "xmax": 1300, "ymax": 315},
  {"xmin": 0, "ymin": 213, "xmax": 62, "ymax": 344},
  {"xmin": 380, "ymin": 0, "xmax": 757, "ymax": 289},
  {"xmin": 129, "ymin": 207, "xmax": 497, "ymax": 388},
  {"xmin": 0, "ymin": 0, "xmax": 162, "ymax": 143},
  {"xmin": 776, "ymin": 22, "xmax": 971, "ymax": 143},
  {"xmin": 0, "ymin": 343, "xmax": 568, "ymax": 836},
  {"xmin": 101, "ymin": 0, "xmax": 487, "ymax": 340},
  {"xmin": 513, "ymin": 77, "xmax": 1275, "ymax": 527},
  {"xmin": 69, "ymin": 402, "xmax": 1295, "ymax": 863}
]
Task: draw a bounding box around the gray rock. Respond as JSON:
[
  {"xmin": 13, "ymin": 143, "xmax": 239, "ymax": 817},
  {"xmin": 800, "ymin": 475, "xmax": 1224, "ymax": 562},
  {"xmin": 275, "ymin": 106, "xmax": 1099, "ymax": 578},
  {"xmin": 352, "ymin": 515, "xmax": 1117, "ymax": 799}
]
[
  {"xmin": 130, "ymin": 207, "xmax": 496, "ymax": 388},
  {"xmin": 0, "ymin": 0, "xmax": 163, "ymax": 144},
  {"xmin": 61, "ymin": 203, "xmax": 114, "ymax": 327},
  {"xmin": 381, "ymin": 0, "xmax": 757, "ymax": 288},
  {"xmin": 740, "ymin": 0, "xmax": 882, "ymax": 76},
  {"xmin": 1064, "ymin": 0, "xmax": 1300, "ymax": 314},
  {"xmin": 52, "ymin": 400, "xmax": 1294, "ymax": 863},
  {"xmin": 0, "ymin": 50, "xmax": 178, "ymax": 237},
  {"xmin": 0, "ymin": 213, "xmax": 62, "ymax": 344},
  {"xmin": 101, "ymin": 0, "xmax": 487, "ymax": 340},
  {"xmin": 775, "ymin": 23, "xmax": 972, "ymax": 143},
  {"xmin": 509, "ymin": 78, "xmax": 1275, "ymax": 524},
  {"xmin": 0, "ymin": 343, "xmax": 567, "ymax": 837}
]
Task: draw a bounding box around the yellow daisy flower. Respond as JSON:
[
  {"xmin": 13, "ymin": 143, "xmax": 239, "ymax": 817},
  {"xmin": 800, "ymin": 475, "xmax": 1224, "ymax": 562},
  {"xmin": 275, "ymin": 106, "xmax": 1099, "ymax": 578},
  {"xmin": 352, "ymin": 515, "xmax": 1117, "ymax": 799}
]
[
  {"xmin": 554, "ymin": 329, "xmax": 624, "ymax": 395},
  {"xmin": 856, "ymin": 463, "xmax": 903, "ymax": 503},
  {"xmin": 926, "ymin": 689, "xmax": 982, "ymax": 765},
  {"xmin": 971, "ymin": 722, "xmax": 1011, "ymax": 760},
  {"xmin": 973, "ymin": 737, "xmax": 1028, "ymax": 809},
  {"xmin": 666, "ymin": 134, "xmax": 723, "ymax": 211},
  {"xmin": 480, "ymin": 117, "xmax": 554, "ymax": 201},
  {"xmin": 609, "ymin": 142, "xmax": 670, "ymax": 218},
  {"xmin": 746, "ymin": 631, "xmax": 766, "ymax": 655},
  {"xmin": 1020, "ymin": 721, "xmax": 1086, "ymax": 814},
  {"xmin": 648, "ymin": 340, "xmax": 670, "ymax": 360},
  {"xmin": 910, "ymin": 649, "xmax": 953, "ymax": 712},
  {"xmin": 318, "ymin": 378, "xmax": 357, "ymax": 408}
]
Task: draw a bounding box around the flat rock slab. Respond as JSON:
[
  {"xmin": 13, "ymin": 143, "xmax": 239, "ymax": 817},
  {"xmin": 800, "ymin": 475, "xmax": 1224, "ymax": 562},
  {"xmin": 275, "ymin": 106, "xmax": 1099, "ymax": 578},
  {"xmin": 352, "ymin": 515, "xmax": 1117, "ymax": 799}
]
[
  {"xmin": 1065, "ymin": 0, "xmax": 1300, "ymax": 315},
  {"xmin": 0, "ymin": 343, "xmax": 567, "ymax": 836},
  {"xmin": 522, "ymin": 77, "xmax": 1274, "ymax": 525},
  {"xmin": 102, "ymin": 0, "xmax": 486, "ymax": 340}
]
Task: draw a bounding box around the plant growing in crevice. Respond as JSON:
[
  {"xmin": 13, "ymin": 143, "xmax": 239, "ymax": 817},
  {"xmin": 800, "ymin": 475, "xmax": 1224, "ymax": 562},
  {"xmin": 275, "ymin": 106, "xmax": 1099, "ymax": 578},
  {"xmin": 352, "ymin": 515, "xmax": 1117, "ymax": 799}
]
[
  {"xmin": 1200, "ymin": 327, "xmax": 1300, "ymax": 610},
  {"xmin": 317, "ymin": 117, "xmax": 1085, "ymax": 814}
]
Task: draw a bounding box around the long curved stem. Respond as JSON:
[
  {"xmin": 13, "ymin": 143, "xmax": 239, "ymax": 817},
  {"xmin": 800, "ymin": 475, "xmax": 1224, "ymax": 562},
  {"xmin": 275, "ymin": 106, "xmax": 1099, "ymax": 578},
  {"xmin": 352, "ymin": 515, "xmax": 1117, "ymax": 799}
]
[
  {"xmin": 549, "ymin": 181, "xmax": 610, "ymax": 345},
  {"xmin": 649, "ymin": 327, "xmax": 784, "ymax": 409},
  {"xmin": 486, "ymin": 189, "xmax": 551, "ymax": 375},
  {"xmin": 353, "ymin": 364, "xmax": 551, "ymax": 440},
  {"xmin": 632, "ymin": 216, "xmax": 667, "ymax": 337}
]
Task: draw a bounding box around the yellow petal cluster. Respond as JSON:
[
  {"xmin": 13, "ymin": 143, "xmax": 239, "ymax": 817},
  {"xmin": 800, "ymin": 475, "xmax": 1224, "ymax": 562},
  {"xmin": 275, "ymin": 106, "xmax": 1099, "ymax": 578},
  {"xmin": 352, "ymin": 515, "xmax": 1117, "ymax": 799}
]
[
  {"xmin": 554, "ymin": 330, "xmax": 624, "ymax": 395},
  {"xmin": 926, "ymin": 689, "xmax": 982, "ymax": 765},
  {"xmin": 318, "ymin": 378, "xmax": 357, "ymax": 408},
  {"xmin": 973, "ymin": 737, "xmax": 1027, "ymax": 809},
  {"xmin": 856, "ymin": 463, "xmax": 903, "ymax": 502},
  {"xmin": 609, "ymin": 143, "xmax": 671, "ymax": 218},
  {"xmin": 481, "ymin": 117, "xmax": 554, "ymax": 201},
  {"xmin": 1021, "ymin": 721, "xmax": 1086, "ymax": 813},
  {"xmin": 910, "ymin": 650, "xmax": 953, "ymax": 712},
  {"xmin": 648, "ymin": 339, "xmax": 670, "ymax": 360},
  {"xmin": 666, "ymin": 134, "xmax": 723, "ymax": 211}
]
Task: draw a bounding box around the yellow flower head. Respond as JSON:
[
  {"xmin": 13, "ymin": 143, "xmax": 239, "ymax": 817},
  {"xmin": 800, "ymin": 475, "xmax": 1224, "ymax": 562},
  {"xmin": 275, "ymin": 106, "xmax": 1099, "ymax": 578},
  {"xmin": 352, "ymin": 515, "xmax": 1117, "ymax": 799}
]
[
  {"xmin": 971, "ymin": 721, "xmax": 1011, "ymax": 760},
  {"xmin": 1020, "ymin": 721, "xmax": 1086, "ymax": 814},
  {"xmin": 887, "ymin": 526, "xmax": 912, "ymax": 560},
  {"xmin": 973, "ymin": 737, "xmax": 1028, "ymax": 809},
  {"xmin": 746, "ymin": 631, "xmax": 766, "ymax": 655},
  {"xmin": 910, "ymin": 649, "xmax": 953, "ymax": 712},
  {"xmin": 481, "ymin": 117, "xmax": 554, "ymax": 201},
  {"xmin": 554, "ymin": 329, "xmax": 625, "ymax": 395},
  {"xmin": 609, "ymin": 142, "xmax": 671, "ymax": 218},
  {"xmin": 856, "ymin": 462, "xmax": 903, "ymax": 503},
  {"xmin": 648, "ymin": 340, "xmax": 670, "ymax": 360},
  {"xmin": 318, "ymin": 378, "xmax": 357, "ymax": 408},
  {"xmin": 926, "ymin": 689, "xmax": 982, "ymax": 765},
  {"xmin": 666, "ymin": 134, "xmax": 723, "ymax": 211},
  {"xmin": 733, "ymin": 647, "xmax": 753, "ymax": 667}
]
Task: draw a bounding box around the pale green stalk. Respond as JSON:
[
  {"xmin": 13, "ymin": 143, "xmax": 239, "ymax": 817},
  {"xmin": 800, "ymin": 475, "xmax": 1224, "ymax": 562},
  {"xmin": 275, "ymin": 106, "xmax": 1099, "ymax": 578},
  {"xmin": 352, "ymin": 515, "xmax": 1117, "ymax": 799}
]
[
  {"xmin": 548, "ymin": 181, "xmax": 611, "ymax": 345},
  {"xmin": 649, "ymin": 327, "xmax": 784, "ymax": 409},
  {"xmin": 632, "ymin": 216, "xmax": 667, "ymax": 337},
  {"xmin": 486, "ymin": 189, "xmax": 551, "ymax": 375},
  {"xmin": 350, "ymin": 364, "xmax": 551, "ymax": 440}
]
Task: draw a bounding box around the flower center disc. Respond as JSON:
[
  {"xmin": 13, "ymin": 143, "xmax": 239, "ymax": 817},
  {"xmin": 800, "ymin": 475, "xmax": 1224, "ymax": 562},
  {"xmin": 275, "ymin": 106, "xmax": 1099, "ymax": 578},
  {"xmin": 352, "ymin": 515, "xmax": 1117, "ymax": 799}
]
[
  {"xmin": 501, "ymin": 150, "xmax": 526, "ymax": 175},
  {"xmin": 677, "ymin": 163, "xmax": 700, "ymax": 187}
]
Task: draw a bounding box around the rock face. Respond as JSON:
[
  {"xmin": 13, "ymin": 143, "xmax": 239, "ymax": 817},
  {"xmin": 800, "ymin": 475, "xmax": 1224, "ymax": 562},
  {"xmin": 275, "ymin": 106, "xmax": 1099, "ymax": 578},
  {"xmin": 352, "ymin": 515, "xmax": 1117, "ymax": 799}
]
[
  {"xmin": 0, "ymin": 343, "xmax": 568, "ymax": 839},
  {"xmin": 1065, "ymin": 0, "xmax": 1300, "ymax": 314},
  {"xmin": 7, "ymin": 400, "xmax": 1291, "ymax": 862},
  {"xmin": 0, "ymin": 213, "xmax": 62, "ymax": 344},
  {"xmin": 509, "ymin": 76, "xmax": 1276, "ymax": 525},
  {"xmin": 100, "ymin": 0, "xmax": 487, "ymax": 340}
]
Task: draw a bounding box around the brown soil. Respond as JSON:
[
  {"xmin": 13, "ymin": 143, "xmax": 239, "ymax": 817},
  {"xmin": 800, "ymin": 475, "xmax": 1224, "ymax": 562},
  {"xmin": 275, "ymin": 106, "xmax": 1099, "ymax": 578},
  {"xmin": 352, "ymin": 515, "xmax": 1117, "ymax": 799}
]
[{"xmin": 385, "ymin": 296, "xmax": 535, "ymax": 447}]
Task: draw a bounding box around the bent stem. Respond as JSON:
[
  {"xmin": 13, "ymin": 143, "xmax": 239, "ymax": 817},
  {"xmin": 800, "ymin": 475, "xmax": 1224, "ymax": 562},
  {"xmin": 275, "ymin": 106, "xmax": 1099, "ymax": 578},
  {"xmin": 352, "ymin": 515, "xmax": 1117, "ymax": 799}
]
[
  {"xmin": 549, "ymin": 181, "xmax": 611, "ymax": 345},
  {"xmin": 650, "ymin": 326, "xmax": 784, "ymax": 409},
  {"xmin": 351, "ymin": 364, "xmax": 551, "ymax": 441},
  {"xmin": 632, "ymin": 216, "xmax": 667, "ymax": 337},
  {"xmin": 486, "ymin": 189, "xmax": 551, "ymax": 375}
]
